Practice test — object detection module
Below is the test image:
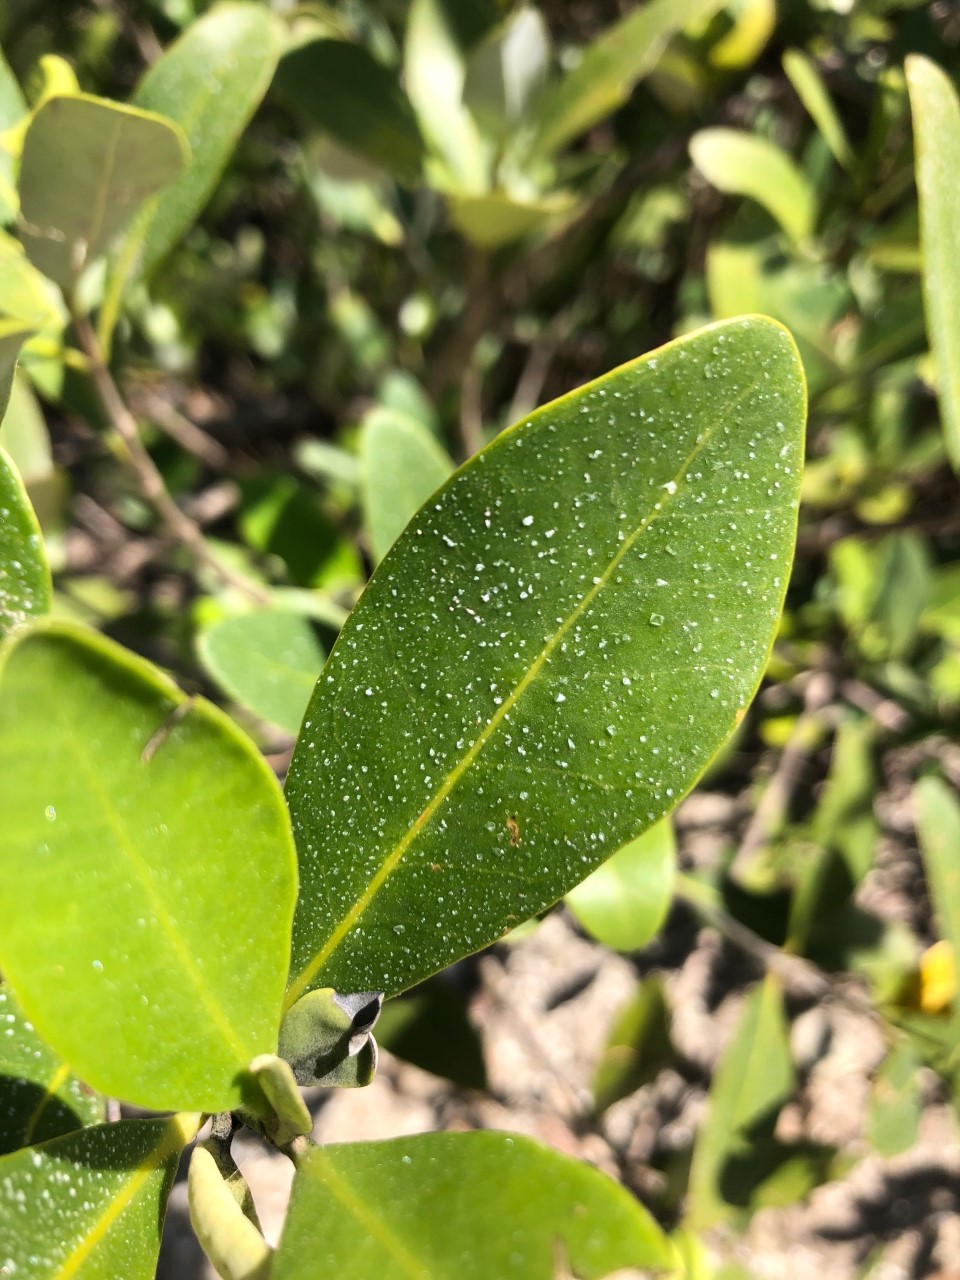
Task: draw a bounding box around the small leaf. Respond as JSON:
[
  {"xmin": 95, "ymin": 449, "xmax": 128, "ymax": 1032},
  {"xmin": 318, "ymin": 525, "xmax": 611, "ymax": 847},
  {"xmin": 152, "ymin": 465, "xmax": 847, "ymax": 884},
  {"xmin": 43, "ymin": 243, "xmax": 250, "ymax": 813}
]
[
  {"xmin": 103, "ymin": 2, "xmax": 282, "ymax": 338},
  {"xmin": 272, "ymin": 1131, "xmax": 678, "ymax": 1279},
  {"xmin": 447, "ymin": 188, "xmax": 576, "ymax": 249},
  {"xmin": 360, "ymin": 407, "xmax": 454, "ymax": 563},
  {"xmin": 592, "ymin": 976, "xmax": 674, "ymax": 1115},
  {"xmin": 197, "ymin": 609, "xmax": 326, "ymax": 735},
  {"xmin": 0, "ymin": 983, "xmax": 103, "ymax": 1156},
  {"xmin": 690, "ymin": 129, "xmax": 816, "ymax": 243},
  {"xmin": 915, "ymin": 775, "xmax": 960, "ymax": 967},
  {"xmin": 919, "ymin": 940, "xmax": 956, "ymax": 1014},
  {"xmin": 907, "ymin": 55, "xmax": 960, "ymax": 474},
  {"xmin": 566, "ymin": 818, "xmax": 676, "ymax": 953},
  {"xmin": 0, "ymin": 621, "xmax": 298, "ymax": 1112},
  {"xmin": 0, "ymin": 444, "xmax": 50, "ymax": 637},
  {"xmin": 529, "ymin": 0, "xmax": 722, "ymax": 156},
  {"xmin": 279, "ymin": 988, "xmax": 382, "ymax": 1089},
  {"xmin": 274, "ymin": 40, "xmax": 426, "ymax": 185},
  {"xmin": 189, "ymin": 1142, "xmax": 273, "ymax": 1280},
  {"xmin": 867, "ymin": 1041, "xmax": 923, "ymax": 1157},
  {"xmin": 18, "ymin": 94, "xmax": 187, "ymax": 291},
  {"xmin": 783, "ymin": 49, "xmax": 854, "ymax": 171},
  {"xmin": 0, "ymin": 227, "xmax": 67, "ymax": 336},
  {"xmin": 686, "ymin": 976, "xmax": 795, "ymax": 1229},
  {"xmin": 0, "ymin": 1114, "xmax": 199, "ymax": 1279},
  {"xmin": 284, "ymin": 317, "xmax": 806, "ymax": 1002}
]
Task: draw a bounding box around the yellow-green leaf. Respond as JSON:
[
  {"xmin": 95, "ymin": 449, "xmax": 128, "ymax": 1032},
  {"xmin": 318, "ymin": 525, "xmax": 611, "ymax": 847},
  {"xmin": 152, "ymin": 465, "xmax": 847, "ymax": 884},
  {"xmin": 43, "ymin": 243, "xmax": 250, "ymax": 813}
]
[
  {"xmin": 690, "ymin": 128, "xmax": 817, "ymax": 243},
  {"xmin": 566, "ymin": 818, "xmax": 676, "ymax": 952},
  {"xmin": 0, "ymin": 443, "xmax": 50, "ymax": 636},
  {"xmin": 361, "ymin": 407, "xmax": 454, "ymax": 563}
]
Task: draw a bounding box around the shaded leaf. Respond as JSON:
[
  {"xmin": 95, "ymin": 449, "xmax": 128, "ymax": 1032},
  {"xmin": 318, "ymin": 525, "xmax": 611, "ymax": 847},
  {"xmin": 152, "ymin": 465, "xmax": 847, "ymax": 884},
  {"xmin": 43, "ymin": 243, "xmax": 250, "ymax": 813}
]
[
  {"xmin": 0, "ymin": 444, "xmax": 50, "ymax": 636},
  {"xmin": 0, "ymin": 1114, "xmax": 199, "ymax": 1279},
  {"xmin": 18, "ymin": 94, "xmax": 187, "ymax": 291},
  {"xmin": 463, "ymin": 7, "xmax": 551, "ymax": 136},
  {"xmin": 907, "ymin": 55, "xmax": 960, "ymax": 474},
  {"xmin": 376, "ymin": 980, "xmax": 486, "ymax": 1090},
  {"xmin": 361, "ymin": 407, "xmax": 454, "ymax": 563},
  {"xmin": 593, "ymin": 976, "xmax": 674, "ymax": 1114},
  {"xmin": 272, "ymin": 1131, "xmax": 678, "ymax": 1278},
  {"xmin": 530, "ymin": 0, "xmax": 722, "ymax": 156},
  {"xmin": 566, "ymin": 818, "xmax": 676, "ymax": 953},
  {"xmin": 279, "ymin": 988, "xmax": 382, "ymax": 1089},
  {"xmin": 691, "ymin": 129, "xmax": 816, "ymax": 243},
  {"xmin": 284, "ymin": 317, "xmax": 805, "ymax": 1002},
  {"xmin": 275, "ymin": 40, "xmax": 426, "ymax": 185},
  {"xmin": 0, "ymin": 621, "xmax": 298, "ymax": 1112},
  {"xmin": 197, "ymin": 609, "xmax": 326, "ymax": 736},
  {"xmin": 0, "ymin": 983, "xmax": 103, "ymax": 1156},
  {"xmin": 867, "ymin": 1041, "xmax": 922, "ymax": 1157},
  {"xmin": 687, "ymin": 976, "xmax": 795, "ymax": 1229}
]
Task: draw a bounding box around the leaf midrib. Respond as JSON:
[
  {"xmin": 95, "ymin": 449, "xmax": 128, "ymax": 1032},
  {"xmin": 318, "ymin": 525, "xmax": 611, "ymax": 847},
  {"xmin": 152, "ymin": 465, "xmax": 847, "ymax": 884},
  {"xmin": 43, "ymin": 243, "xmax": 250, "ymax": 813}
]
[{"xmin": 286, "ymin": 368, "xmax": 767, "ymax": 1004}]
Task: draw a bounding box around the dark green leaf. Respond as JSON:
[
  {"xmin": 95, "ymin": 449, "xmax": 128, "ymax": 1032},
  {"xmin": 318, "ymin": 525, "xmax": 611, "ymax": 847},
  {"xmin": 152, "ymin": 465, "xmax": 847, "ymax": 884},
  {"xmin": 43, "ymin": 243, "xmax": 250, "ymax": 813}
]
[
  {"xmin": 0, "ymin": 444, "xmax": 50, "ymax": 637},
  {"xmin": 274, "ymin": 40, "xmax": 426, "ymax": 185},
  {"xmin": 907, "ymin": 55, "xmax": 960, "ymax": 474},
  {"xmin": 376, "ymin": 980, "xmax": 486, "ymax": 1090},
  {"xmin": 361, "ymin": 407, "xmax": 454, "ymax": 562},
  {"xmin": 197, "ymin": 609, "xmax": 326, "ymax": 735},
  {"xmin": 272, "ymin": 1131, "xmax": 678, "ymax": 1278},
  {"xmin": 284, "ymin": 316, "xmax": 805, "ymax": 1001},
  {"xmin": 0, "ymin": 983, "xmax": 103, "ymax": 1156},
  {"xmin": 592, "ymin": 976, "xmax": 674, "ymax": 1114},
  {"xmin": 18, "ymin": 94, "xmax": 187, "ymax": 291},
  {"xmin": 566, "ymin": 817, "xmax": 676, "ymax": 953},
  {"xmin": 0, "ymin": 621, "xmax": 298, "ymax": 1112},
  {"xmin": 0, "ymin": 1114, "xmax": 199, "ymax": 1279}
]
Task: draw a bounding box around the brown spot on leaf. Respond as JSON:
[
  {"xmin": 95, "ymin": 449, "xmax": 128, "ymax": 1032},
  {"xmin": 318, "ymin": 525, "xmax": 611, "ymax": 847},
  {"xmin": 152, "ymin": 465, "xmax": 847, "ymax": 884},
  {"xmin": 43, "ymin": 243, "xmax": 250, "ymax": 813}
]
[{"xmin": 506, "ymin": 814, "xmax": 520, "ymax": 846}]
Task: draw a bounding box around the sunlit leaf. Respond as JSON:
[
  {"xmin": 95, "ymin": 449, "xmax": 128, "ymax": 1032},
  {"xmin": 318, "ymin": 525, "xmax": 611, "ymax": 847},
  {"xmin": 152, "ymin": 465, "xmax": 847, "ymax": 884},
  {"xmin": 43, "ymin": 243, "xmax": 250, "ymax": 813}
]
[
  {"xmin": 0, "ymin": 621, "xmax": 298, "ymax": 1111},
  {"xmin": 0, "ymin": 983, "xmax": 103, "ymax": 1156},
  {"xmin": 0, "ymin": 1113, "xmax": 199, "ymax": 1279},
  {"xmin": 783, "ymin": 49, "xmax": 854, "ymax": 171},
  {"xmin": 867, "ymin": 1041, "xmax": 922, "ymax": 1157},
  {"xmin": 18, "ymin": 94, "xmax": 187, "ymax": 291},
  {"xmin": 691, "ymin": 129, "xmax": 816, "ymax": 243},
  {"xmin": 0, "ymin": 444, "xmax": 50, "ymax": 637},
  {"xmin": 447, "ymin": 188, "xmax": 576, "ymax": 249},
  {"xmin": 566, "ymin": 818, "xmax": 675, "ymax": 952},
  {"xmin": 915, "ymin": 775, "xmax": 960, "ymax": 970},
  {"xmin": 361, "ymin": 407, "xmax": 454, "ymax": 562},
  {"xmin": 272, "ymin": 1132, "xmax": 678, "ymax": 1278},
  {"xmin": 285, "ymin": 317, "xmax": 805, "ymax": 1001},
  {"xmin": 710, "ymin": 0, "xmax": 775, "ymax": 69},
  {"xmin": 907, "ymin": 55, "xmax": 960, "ymax": 474}
]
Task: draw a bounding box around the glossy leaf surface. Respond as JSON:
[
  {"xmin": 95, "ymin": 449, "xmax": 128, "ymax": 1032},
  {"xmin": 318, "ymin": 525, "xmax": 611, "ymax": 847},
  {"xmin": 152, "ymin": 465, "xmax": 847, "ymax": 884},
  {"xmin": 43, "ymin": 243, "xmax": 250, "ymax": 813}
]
[
  {"xmin": 566, "ymin": 817, "xmax": 676, "ymax": 952},
  {"xmin": 0, "ymin": 444, "xmax": 50, "ymax": 637},
  {"xmin": 0, "ymin": 983, "xmax": 103, "ymax": 1156},
  {"xmin": 690, "ymin": 129, "xmax": 816, "ymax": 243},
  {"xmin": 907, "ymin": 56, "xmax": 960, "ymax": 474},
  {"xmin": 273, "ymin": 1131, "xmax": 678, "ymax": 1278},
  {"xmin": 0, "ymin": 622, "xmax": 298, "ymax": 1111},
  {"xmin": 18, "ymin": 94, "xmax": 186, "ymax": 290},
  {"xmin": 361, "ymin": 408, "xmax": 454, "ymax": 562},
  {"xmin": 529, "ymin": 0, "xmax": 721, "ymax": 156},
  {"xmin": 198, "ymin": 609, "xmax": 325, "ymax": 736},
  {"xmin": 285, "ymin": 317, "xmax": 805, "ymax": 1001},
  {"xmin": 106, "ymin": 1, "xmax": 281, "ymax": 315},
  {"xmin": 0, "ymin": 1113, "xmax": 199, "ymax": 1278}
]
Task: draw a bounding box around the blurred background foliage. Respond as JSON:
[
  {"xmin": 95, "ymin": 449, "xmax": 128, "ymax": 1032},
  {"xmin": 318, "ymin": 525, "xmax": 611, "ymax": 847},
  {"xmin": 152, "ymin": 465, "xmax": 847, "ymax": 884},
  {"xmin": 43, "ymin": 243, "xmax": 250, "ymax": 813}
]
[{"xmin": 5, "ymin": 0, "xmax": 960, "ymax": 1266}]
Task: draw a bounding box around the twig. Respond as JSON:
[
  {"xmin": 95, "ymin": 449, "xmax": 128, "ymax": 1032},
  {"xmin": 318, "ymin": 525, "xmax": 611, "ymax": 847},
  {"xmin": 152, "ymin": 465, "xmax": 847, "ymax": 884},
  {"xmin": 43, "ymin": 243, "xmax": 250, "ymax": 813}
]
[
  {"xmin": 132, "ymin": 387, "xmax": 232, "ymax": 471},
  {"xmin": 72, "ymin": 309, "xmax": 272, "ymax": 605},
  {"xmin": 505, "ymin": 302, "xmax": 584, "ymax": 427},
  {"xmin": 729, "ymin": 669, "xmax": 836, "ymax": 879}
]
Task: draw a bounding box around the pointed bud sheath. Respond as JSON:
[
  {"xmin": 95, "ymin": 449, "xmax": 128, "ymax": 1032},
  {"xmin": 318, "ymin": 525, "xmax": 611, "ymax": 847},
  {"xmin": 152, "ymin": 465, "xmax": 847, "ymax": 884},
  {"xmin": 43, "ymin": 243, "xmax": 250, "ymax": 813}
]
[
  {"xmin": 242, "ymin": 1055, "xmax": 312, "ymax": 1149},
  {"xmin": 188, "ymin": 1142, "xmax": 273, "ymax": 1280},
  {"xmin": 278, "ymin": 988, "xmax": 383, "ymax": 1088}
]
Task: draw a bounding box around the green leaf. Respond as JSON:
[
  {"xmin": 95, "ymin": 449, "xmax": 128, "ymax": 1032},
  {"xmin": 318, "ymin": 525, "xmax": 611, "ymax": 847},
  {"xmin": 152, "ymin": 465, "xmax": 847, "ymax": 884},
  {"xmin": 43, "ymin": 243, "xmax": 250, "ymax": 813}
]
[
  {"xmin": 244, "ymin": 1054, "xmax": 312, "ymax": 1148},
  {"xmin": 690, "ymin": 129, "xmax": 817, "ymax": 243},
  {"xmin": 0, "ymin": 444, "xmax": 50, "ymax": 636},
  {"xmin": 447, "ymin": 188, "xmax": 576, "ymax": 249},
  {"xmin": 274, "ymin": 40, "xmax": 426, "ymax": 185},
  {"xmin": 285, "ymin": 316, "xmax": 805, "ymax": 1001},
  {"xmin": 18, "ymin": 94, "xmax": 187, "ymax": 292},
  {"xmin": 278, "ymin": 988, "xmax": 382, "ymax": 1089},
  {"xmin": 566, "ymin": 817, "xmax": 675, "ymax": 952},
  {"xmin": 272, "ymin": 1131, "xmax": 678, "ymax": 1278},
  {"xmin": 462, "ymin": 7, "xmax": 551, "ymax": 137},
  {"xmin": 197, "ymin": 609, "xmax": 326, "ymax": 736},
  {"xmin": 0, "ymin": 983, "xmax": 103, "ymax": 1156},
  {"xmin": 686, "ymin": 976, "xmax": 795, "ymax": 1229},
  {"xmin": 103, "ymin": 2, "xmax": 282, "ymax": 338},
  {"xmin": 361, "ymin": 407, "xmax": 454, "ymax": 563},
  {"xmin": 0, "ymin": 320, "xmax": 33, "ymax": 425},
  {"xmin": 783, "ymin": 49, "xmax": 854, "ymax": 171},
  {"xmin": 592, "ymin": 976, "xmax": 674, "ymax": 1114},
  {"xmin": 0, "ymin": 621, "xmax": 298, "ymax": 1112},
  {"xmin": 907, "ymin": 56, "xmax": 960, "ymax": 474},
  {"xmin": 529, "ymin": 0, "xmax": 722, "ymax": 156},
  {"xmin": 0, "ymin": 227, "xmax": 67, "ymax": 338},
  {"xmin": 867, "ymin": 1041, "xmax": 922, "ymax": 1157},
  {"xmin": 710, "ymin": 0, "xmax": 775, "ymax": 70},
  {"xmin": 375, "ymin": 980, "xmax": 486, "ymax": 1090},
  {"xmin": 0, "ymin": 1113, "xmax": 199, "ymax": 1278},
  {"xmin": 915, "ymin": 775, "xmax": 960, "ymax": 962}
]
